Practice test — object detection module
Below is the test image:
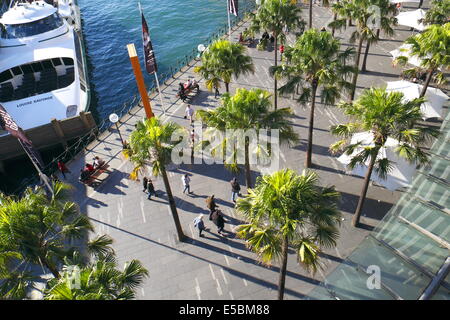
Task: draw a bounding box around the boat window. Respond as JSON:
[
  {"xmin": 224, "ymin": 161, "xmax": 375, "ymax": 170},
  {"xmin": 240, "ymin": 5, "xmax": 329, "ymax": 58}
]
[
  {"xmin": 11, "ymin": 66, "xmax": 23, "ymax": 76},
  {"xmin": 1, "ymin": 13, "xmax": 64, "ymax": 39},
  {"xmin": 51, "ymin": 58, "xmax": 62, "ymax": 66},
  {"xmin": 0, "ymin": 58, "xmax": 75, "ymax": 103},
  {"xmin": 21, "ymin": 64, "xmax": 34, "ymax": 74},
  {"xmin": 62, "ymin": 57, "xmax": 74, "ymax": 65},
  {"xmin": 31, "ymin": 62, "xmax": 44, "ymax": 73},
  {"xmin": 42, "ymin": 60, "xmax": 53, "ymax": 70},
  {"xmin": 0, "ymin": 70, "xmax": 13, "ymax": 82}
]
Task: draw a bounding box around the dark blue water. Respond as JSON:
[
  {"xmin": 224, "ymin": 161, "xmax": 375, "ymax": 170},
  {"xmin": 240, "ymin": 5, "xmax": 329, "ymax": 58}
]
[{"xmin": 79, "ymin": 0, "xmax": 254, "ymax": 120}]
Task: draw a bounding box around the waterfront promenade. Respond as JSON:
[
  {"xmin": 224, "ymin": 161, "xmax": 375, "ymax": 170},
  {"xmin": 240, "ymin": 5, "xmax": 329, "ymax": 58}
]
[{"xmin": 60, "ymin": 2, "xmax": 442, "ymax": 299}]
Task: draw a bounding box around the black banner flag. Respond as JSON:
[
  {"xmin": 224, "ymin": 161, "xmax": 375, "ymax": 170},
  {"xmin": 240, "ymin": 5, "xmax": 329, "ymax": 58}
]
[{"xmin": 141, "ymin": 10, "xmax": 158, "ymax": 74}]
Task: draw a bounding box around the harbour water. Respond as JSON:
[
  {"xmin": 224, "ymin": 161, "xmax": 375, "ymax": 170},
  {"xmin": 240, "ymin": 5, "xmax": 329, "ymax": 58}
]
[
  {"xmin": 0, "ymin": 0, "xmax": 254, "ymax": 193},
  {"xmin": 80, "ymin": 0, "xmax": 253, "ymax": 120}
]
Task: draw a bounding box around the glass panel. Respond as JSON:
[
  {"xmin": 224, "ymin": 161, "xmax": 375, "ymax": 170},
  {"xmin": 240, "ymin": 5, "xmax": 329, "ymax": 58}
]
[
  {"xmin": 0, "ymin": 70, "xmax": 13, "ymax": 82},
  {"xmin": 62, "ymin": 57, "xmax": 74, "ymax": 66},
  {"xmin": 349, "ymin": 237, "xmax": 432, "ymax": 299},
  {"xmin": 21, "ymin": 64, "xmax": 33, "ymax": 74},
  {"xmin": 397, "ymin": 197, "xmax": 450, "ymax": 243},
  {"xmin": 1, "ymin": 13, "xmax": 64, "ymax": 39},
  {"xmin": 315, "ymin": 262, "xmax": 394, "ymax": 300},
  {"xmin": 376, "ymin": 215, "xmax": 449, "ymax": 275},
  {"xmin": 11, "ymin": 66, "xmax": 22, "ymax": 76},
  {"xmin": 51, "ymin": 58, "xmax": 62, "ymax": 66},
  {"xmin": 31, "ymin": 62, "xmax": 43, "ymax": 73}
]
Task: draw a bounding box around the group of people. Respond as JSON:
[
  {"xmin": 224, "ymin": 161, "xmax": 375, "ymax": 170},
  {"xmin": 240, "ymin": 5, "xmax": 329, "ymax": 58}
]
[
  {"xmin": 192, "ymin": 178, "xmax": 241, "ymax": 238},
  {"xmin": 178, "ymin": 79, "xmax": 198, "ymax": 102},
  {"xmin": 78, "ymin": 156, "xmax": 105, "ymax": 184}
]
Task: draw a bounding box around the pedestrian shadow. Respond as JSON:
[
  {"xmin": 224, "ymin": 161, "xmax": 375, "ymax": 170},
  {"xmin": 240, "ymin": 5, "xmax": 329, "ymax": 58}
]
[
  {"xmin": 93, "ymin": 169, "xmax": 128, "ymax": 195},
  {"xmin": 85, "ymin": 198, "xmax": 108, "ymax": 208},
  {"xmin": 174, "ymin": 196, "xmax": 210, "ymax": 214}
]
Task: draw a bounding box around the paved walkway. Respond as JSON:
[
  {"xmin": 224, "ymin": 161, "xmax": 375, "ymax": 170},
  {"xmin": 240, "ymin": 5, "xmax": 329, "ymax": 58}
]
[{"xmin": 59, "ymin": 2, "xmax": 442, "ymax": 299}]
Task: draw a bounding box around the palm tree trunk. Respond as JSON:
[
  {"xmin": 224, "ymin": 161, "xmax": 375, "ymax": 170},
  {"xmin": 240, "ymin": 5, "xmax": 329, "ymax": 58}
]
[
  {"xmin": 244, "ymin": 138, "xmax": 252, "ymax": 189},
  {"xmin": 361, "ymin": 40, "xmax": 370, "ymax": 73},
  {"xmin": 361, "ymin": 30, "xmax": 379, "ymax": 73},
  {"xmin": 277, "ymin": 236, "xmax": 289, "ymax": 300},
  {"xmin": 225, "ymin": 82, "xmax": 230, "ymax": 93},
  {"xmin": 352, "ymin": 149, "xmax": 377, "ymax": 227},
  {"xmin": 419, "ymin": 69, "xmax": 433, "ymax": 98},
  {"xmin": 274, "ymin": 33, "xmax": 278, "ymax": 110},
  {"xmin": 160, "ymin": 166, "xmax": 186, "ymax": 242},
  {"xmin": 41, "ymin": 257, "xmax": 60, "ymax": 279},
  {"xmin": 309, "ymin": 0, "xmax": 313, "ymax": 29},
  {"xmin": 305, "ymin": 81, "xmax": 318, "ymax": 168},
  {"xmin": 349, "ymin": 36, "xmax": 365, "ymax": 102},
  {"xmin": 331, "ymin": 13, "xmax": 337, "ymax": 37}
]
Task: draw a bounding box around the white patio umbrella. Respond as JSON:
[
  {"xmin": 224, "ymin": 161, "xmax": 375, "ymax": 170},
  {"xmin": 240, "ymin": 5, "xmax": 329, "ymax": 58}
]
[
  {"xmin": 396, "ymin": 9, "xmax": 427, "ymax": 31},
  {"xmin": 386, "ymin": 80, "xmax": 449, "ymax": 119},
  {"xmin": 337, "ymin": 131, "xmax": 417, "ymax": 191},
  {"xmin": 390, "ymin": 43, "xmax": 424, "ymax": 68}
]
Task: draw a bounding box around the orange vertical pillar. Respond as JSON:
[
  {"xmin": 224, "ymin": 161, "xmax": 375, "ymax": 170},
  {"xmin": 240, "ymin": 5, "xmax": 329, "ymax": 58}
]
[{"xmin": 127, "ymin": 43, "xmax": 154, "ymax": 119}]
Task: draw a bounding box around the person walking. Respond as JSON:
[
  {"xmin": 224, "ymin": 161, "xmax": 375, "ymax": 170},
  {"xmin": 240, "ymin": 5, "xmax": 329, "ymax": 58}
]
[
  {"xmin": 211, "ymin": 209, "xmax": 225, "ymax": 235},
  {"xmin": 142, "ymin": 177, "xmax": 148, "ymax": 193},
  {"xmin": 147, "ymin": 178, "xmax": 156, "ymax": 200},
  {"xmin": 193, "ymin": 214, "xmax": 206, "ymax": 237},
  {"xmin": 206, "ymin": 195, "xmax": 218, "ymax": 215},
  {"xmin": 279, "ymin": 44, "xmax": 285, "ymax": 61},
  {"xmin": 230, "ymin": 178, "xmax": 241, "ymax": 203},
  {"xmin": 182, "ymin": 174, "xmax": 191, "ymax": 194},
  {"xmin": 185, "ymin": 104, "xmax": 194, "ymax": 125},
  {"xmin": 214, "ymin": 84, "xmax": 220, "ymax": 98},
  {"xmin": 57, "ymin": 160, "xmax": 71, "ymax": 179}
]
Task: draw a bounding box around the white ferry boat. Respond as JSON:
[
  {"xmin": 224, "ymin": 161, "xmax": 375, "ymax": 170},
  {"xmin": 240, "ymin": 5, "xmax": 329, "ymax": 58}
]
[{"xmin": 0, "ymin": 0, "xmax": 90, "ymax": 132}]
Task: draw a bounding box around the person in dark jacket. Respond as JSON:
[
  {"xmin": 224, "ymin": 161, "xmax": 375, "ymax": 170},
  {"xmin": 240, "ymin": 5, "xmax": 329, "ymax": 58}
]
[
  {"xmin": 211, "ymin": 210, "xmax": 225, "ymax": 235},
  {"xmin": 147, "ymin": 179, "xmax": 156, "ymax": 200},
  {"xmin": 230, "ymin": 178, "xmax": 241, "ymax": 203},
  {"xmin": 142, "ymin": 177, "xmax": 148, "ymax": 192}
]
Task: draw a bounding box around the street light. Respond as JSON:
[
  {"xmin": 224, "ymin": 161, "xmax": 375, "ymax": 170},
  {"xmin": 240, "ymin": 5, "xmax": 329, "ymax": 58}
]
[
  {"xmin": 109, "ymin": 113, "xmax": 124, "ymax": 147},
  {"xmin": 197, "ymin": 44, "xmax": 206, "ymax": 59}
]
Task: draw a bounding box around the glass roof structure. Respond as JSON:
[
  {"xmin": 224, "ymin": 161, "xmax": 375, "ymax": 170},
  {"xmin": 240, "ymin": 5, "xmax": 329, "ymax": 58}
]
[{"xmin": 308, "ymin": 110, "xmax": 450, "ymax": 300}]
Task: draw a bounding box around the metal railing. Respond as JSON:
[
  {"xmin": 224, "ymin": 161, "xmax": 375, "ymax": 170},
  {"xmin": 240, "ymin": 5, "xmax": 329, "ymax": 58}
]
[{"xmin": 11, "ymin": 1, "xmax": 256, "ymax": 195}]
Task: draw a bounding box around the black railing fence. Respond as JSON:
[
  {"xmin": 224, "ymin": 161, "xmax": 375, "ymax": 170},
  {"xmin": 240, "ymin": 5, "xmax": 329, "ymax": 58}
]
[{"xmin": 11, "ymin": 1, "xmax": 256, "ymax": 195}]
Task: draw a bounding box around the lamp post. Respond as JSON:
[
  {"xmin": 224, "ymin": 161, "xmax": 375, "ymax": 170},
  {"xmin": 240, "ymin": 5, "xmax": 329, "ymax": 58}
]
[
  {"xmin": 197, "ymin": 44, "xmax": 206, "ymax": 59},
  {"xmin": 109, "ymin": 113, "xmax": 124, "ymax": 147}
]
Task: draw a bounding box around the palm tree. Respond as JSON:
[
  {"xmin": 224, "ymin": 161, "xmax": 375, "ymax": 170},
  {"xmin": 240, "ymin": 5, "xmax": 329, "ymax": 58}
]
[
  {"xmin": 329, "ymin": 0, "xmax": 381, "ymax": 101},
  {"xmin": 246, "ymin": 0, "xmax": 305, "ymax": 109},
  {"xmin": 396, "ymin": 23, "xmax": 449, "ymax": 98},
  {"xmin": 44, "ymin": 256, "xmax": 148, "ymax": 300},
  {"xmin": 275, "ymin": 28, "xmax": 355, "ymax": 168},
  {"xmin": 360, "ymin": 0, "xmax": 397, "ymax": 72},
  {"xmin": 0, "ymin": 182, "xmax": 112, "ymax": 299},
  {"xmin": 194, "ymin": 39, "xmax": 254, "ymax": 93},
  {"xmin": 422, "ymin": 0, "xmax": 450, "ymax": 25},
  {"xmin": 123, "ymin": 117, "xmax": 186, "ymax": 242},
  {"xmin": 236, "ymin": 169, "xmax": 341, "ymax": 300},
  {"xmin": 197, "ymin": 88, "xmax": 298, "ymax": 188},
  {"xmin": 0, "ymin": 182, "xmax": 95, "ymax": 279},
  {"xmin": 330, "ymin": 88, "xmax": 439, "ymax": 227}
]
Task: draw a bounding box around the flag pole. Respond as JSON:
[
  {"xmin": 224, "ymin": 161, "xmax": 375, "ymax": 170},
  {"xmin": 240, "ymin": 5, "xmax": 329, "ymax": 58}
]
[
  {"xmin": 227, "ymin": 0, "xmax": 232, "ymax": 41},
  {"xmin": 154, "ymin": 72, "xmax": 166, "ymax": 114},
  {"xmin": 18, "ymin": 140, "xmax": 53, "ymax": 197}
]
